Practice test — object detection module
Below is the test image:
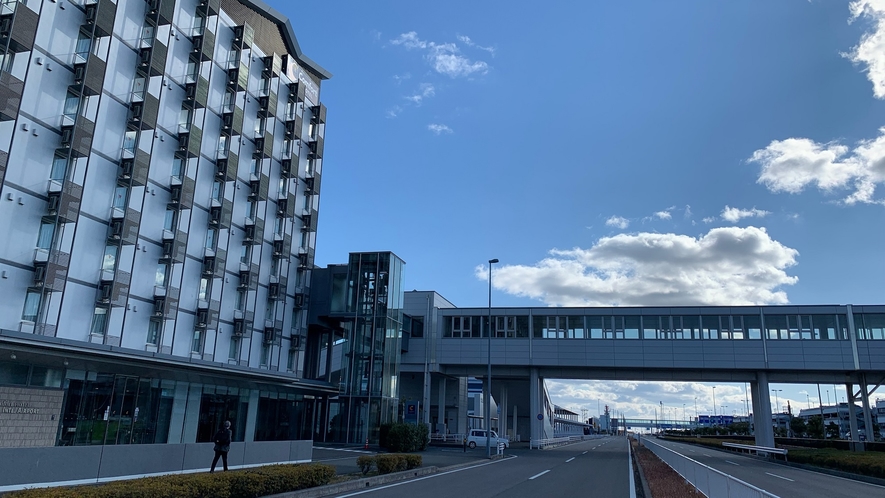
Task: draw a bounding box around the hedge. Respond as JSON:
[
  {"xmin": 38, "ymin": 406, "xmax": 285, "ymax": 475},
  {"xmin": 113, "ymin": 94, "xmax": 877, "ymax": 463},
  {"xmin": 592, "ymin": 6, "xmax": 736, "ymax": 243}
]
[
  {"xmin": 356, "ymin": 454, "xmax": 422, "ymax": 475},
  {"xmin": 383, "ymin": 423, "xmax": 429, "ymax": 453},
  {"xmin": 6, "ymin": 463, "xmax": 336, "ymax": 498},
  {"xmin": 789, "ymin": 448, "xmax": 885, "ymax": 479}
]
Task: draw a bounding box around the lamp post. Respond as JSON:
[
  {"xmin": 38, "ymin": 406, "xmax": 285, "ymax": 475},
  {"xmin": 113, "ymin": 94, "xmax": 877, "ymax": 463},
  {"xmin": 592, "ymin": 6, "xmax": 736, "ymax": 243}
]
[
  {"xmin": 712, "ymin": 386, "xmax": 717, "ymax": 419},
  {"xmin": 772, "ymin": 389, "xmax": 782, "ymax": 433},
  {"xmin": 485, "ymin": 258, "xmax": 498, "ymax": 459}
]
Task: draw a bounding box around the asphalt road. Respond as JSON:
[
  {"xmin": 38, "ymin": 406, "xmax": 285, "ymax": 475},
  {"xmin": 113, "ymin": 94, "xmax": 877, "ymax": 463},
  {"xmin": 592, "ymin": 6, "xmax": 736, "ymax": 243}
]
[
  {"xmin": 327, "ymin": 436, "xmax": 633, "ymax": 498},
  {"xmin": 647, "ymin": 437, "xmax": 885, "ymax": 498}
]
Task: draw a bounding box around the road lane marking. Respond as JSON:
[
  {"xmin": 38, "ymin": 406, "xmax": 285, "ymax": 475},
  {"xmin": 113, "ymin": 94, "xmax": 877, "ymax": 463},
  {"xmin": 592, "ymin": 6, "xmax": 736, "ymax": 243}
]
[
  {"xmin": 725, "ymin": 460, "xmax": 740, "ymax": 466},
  {"xmin": 765, "ymin": 472, "xmax": 795, "ymax": 482},
  {"xmin": 702, "ymin": 453, "xmax": 712, "ymax": 457},
  {"xmin": 336, "ymin": 455, "xmax": 515, "ymax": 497},
  {"xmin": 529, "ymin": 470, "xmax": 550, "ymax": 480},
  {"xmin": 566, "ymin": 457, "xmax": 575, "ymax": 462},
  {"xmin": 582, "ymin": 451, "xmax": 588, "ymax": 455}
]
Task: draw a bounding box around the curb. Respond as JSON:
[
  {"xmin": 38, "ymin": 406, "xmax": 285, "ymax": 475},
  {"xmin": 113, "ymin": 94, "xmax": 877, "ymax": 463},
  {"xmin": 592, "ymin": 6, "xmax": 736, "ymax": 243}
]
[{"xmin": 265, "ymin": 457, "xmax": 499, "ymax": 498}]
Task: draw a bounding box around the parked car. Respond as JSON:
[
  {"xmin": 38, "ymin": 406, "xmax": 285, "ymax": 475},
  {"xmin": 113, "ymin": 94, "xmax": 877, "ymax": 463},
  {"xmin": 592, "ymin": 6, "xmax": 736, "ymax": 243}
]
[{"xmin": 467, "ymin": 429, "xmax": 509, "ymax": 449}]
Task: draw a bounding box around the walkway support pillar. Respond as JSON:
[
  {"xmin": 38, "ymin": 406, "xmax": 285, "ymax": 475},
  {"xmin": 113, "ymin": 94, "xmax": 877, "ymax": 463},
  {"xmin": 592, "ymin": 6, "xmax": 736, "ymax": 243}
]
[
  {"xmin": 860, "ymin": 374, "xmax": 874, "ymax": 447},
  {"xmin": 500, "ymin": 387, "xmax": 509, "ymax": 437},
  {"xmin": 847, "ymin": 383, "xmax": 861, "ymax": 448},
  {"xmin": 530, "ymin": 367, "xmax": 541, "ymax": 443},
  {"xmin": 437, "ymin": 377, "xmax": 446, "ymax": 434},
  {"xmin": 751, "ymin": 372, "xmax": 774, "ymax": 447}
]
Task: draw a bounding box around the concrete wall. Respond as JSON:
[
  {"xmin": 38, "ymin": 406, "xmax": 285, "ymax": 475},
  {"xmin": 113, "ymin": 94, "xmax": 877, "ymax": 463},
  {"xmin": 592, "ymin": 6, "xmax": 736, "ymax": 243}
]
[
  {"xmin": 0, "ymin": 386, "xmax": 64, "ymax": 448},
  {"xmin": 0, "ymin": 439, "xmax": 313, "ymax": 491}
]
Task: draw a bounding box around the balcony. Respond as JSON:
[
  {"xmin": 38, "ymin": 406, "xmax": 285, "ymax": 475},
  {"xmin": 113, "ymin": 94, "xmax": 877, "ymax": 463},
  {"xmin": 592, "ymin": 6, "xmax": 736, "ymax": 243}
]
[{"xmin": 153, "ymin": 285, "xmax": 166, "ymax": 297}]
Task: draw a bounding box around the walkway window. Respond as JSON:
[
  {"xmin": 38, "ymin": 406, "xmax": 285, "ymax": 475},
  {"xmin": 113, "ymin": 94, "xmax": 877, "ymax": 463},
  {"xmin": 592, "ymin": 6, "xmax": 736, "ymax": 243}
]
[
  {"xmin": 587, "ymin": 316, "xmax": 605, "ymax": 338},
  {"xmin": 623, "ymin": 316, "xmax": 639, "ymax": 339},
  {"xmin": 857, "ymin": 314, "xmax": 885, "ymax": 340},
  {"xmin": 643, "ymin": 316, "xmax": 660, "ymax": 339},
  {"xmin": 682, "ymin": 315, "xmax": 700, "ymax": 339},
  {"xmin": 720, "ymin": 316, "xmax": 738, "ymax": 339},
  {"xmin": 743, "ymin": 315, "xmax": 762, "ymax": 339},
  {"xmin": 765, "ymin": 315, "xmax": 788, "ymax": 339},
  {"xmin": 147, "ymin": 320, "xmax": 162, "ymax": 346},
  {"xmin": 701, "ymin": 315, "xmax": 720, "ymax": 339}
]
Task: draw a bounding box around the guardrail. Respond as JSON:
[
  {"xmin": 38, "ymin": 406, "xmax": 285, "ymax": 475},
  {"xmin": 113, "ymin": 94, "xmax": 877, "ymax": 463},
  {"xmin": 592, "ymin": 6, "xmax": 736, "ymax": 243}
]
[
  {"xmin": 642, "ymin": 438, "xmax": 779, "ymax": 498},
  {"xmin": 430, "ymin": 434, "xmax": 465, "ymax": 443},
  {"xmin": 531, "ymin": 435, "xmax": 601, "ymax": 449},
  {"xmin": 722, "ymin": 442, "xmax": 788, "ymax": 462}
]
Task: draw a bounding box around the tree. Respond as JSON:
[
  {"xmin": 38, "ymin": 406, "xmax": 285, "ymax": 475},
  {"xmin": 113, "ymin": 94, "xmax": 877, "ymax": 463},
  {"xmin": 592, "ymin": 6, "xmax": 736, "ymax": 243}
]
[
  {"xmin": 790, "ymin": 417, "xmax": 807, "ymax": 438},
  {"xmin": 806, "ymin": 415, "xmax": 824, "ymax": 439},
  {"xmin": 825, "ymin": 422, "xmax": 841, "ymax": 439}
]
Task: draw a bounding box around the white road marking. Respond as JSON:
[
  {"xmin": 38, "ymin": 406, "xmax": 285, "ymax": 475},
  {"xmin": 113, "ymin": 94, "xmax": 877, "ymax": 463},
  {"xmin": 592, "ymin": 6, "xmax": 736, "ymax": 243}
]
[
  {"xmin": 582, "ymin": 451, "xmax": 588, "ymax": 455},
  {"xmin": 566, "ymin": 457, "xmax": 575, "ymax": 462},
  {"xmin": 313, "ymin": 446, "xmax": 373, "ymax": 454},
  {"xmin": 765, "ymin": 472, "xmax": 795, "ymax": 482},
  {"xmin": 529, "ymin": 470, "xmax": 550, "ymax": 480},
  {"xmin": 725, "ymin": 460, "xmax": 740, "ymax": 466},
  {"xmin": 702, "ymin": 453, "xmax": 712, "ymax": 457}
]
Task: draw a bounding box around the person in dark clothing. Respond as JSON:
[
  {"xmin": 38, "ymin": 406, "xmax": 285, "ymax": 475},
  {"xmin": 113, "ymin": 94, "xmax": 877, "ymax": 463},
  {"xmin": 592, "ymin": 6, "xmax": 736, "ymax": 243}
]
[{"xmin": 210, "ymin": 420, "xmax": 232, "ymax": 472}]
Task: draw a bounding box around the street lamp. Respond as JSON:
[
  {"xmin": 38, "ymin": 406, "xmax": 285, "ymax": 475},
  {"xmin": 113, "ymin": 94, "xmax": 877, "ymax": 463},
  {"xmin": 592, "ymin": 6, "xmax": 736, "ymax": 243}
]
[
  {"xmin": 771, "ymin": 389, "xmax": 782, "ymax": 415},
  {"xmin": 712, "ymin": 386, "xmax": 717, "ymax": 419},
  {"xmin": 485, "ymin": 258, "xmax": 498, "ymax": 458}
]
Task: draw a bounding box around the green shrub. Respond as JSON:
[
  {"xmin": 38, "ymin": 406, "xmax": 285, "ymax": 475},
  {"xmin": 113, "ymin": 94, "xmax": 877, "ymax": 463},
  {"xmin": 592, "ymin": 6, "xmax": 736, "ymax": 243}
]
[
  {"xmin": 404, "ymin": 454, "xmax": 423, "ymax": 470},
  {"xmin": 7, "ymin": 463, "xmax": 335, "ymax": 498},
  {"xmin": 357, "ymin": 455, "xmax": 375, "ymax": 475},
  {"xmin": 374, "ymin": 454, "xmax": 406, "ymax": 474},
  {"xmin": 382, "ymin": 423, "xmax": 429, "ymax": 452}
]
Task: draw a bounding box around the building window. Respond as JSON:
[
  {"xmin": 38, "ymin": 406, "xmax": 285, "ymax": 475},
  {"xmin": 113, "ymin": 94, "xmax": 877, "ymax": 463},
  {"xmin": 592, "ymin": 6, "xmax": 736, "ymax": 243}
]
[
  {"xmin": 273, "ymin": 217, "xmax": 283, "ymax": 237},
  {"xmin": 306, "ymin": 158, "xmax": 315, "ymax": 176},
  {"xmin": 0, "ymin": 52, "xmax": 14, "ymax": 73},
  {"xmin": 240, "ymin": 245, "xmax": 251, "ymax": 265},
  {"xmin": 287, "ymin": 349, "xmax": 296, "ymax": 371},
  {"xmin": 101, "ymin": 245, "xmax": 118, "ymax": 272},
  {"xmin": 90, "ymin": 307, "xmax": 108, "ymax": 335},
  {"xmin": 198, "ymin": 278, "xmax": 210, "ymax": 301},
  {"xmin": 74, "ymin": 34, "xmax": 91, "ymax": 64},
  {"xmin": 235, "ymin": 290, "xmax": 246, "ymax": 311},
  {"xmin": 249, "ymin": 158, "xmax": 260, "ymax": 177},
  {"xmin": 155, "ymin": 264, "xmax": 167, "ymax": 287},
  {"xmin": 179, "ymin": 107, "xmax": 192, "ymax": 133},
  {"xmin": 131, "ymin": 77, "xmax": 146, "ymax": 101},
  {"xmin": 278, "ymin": 177, "xmax": 287, "ymax": 197},
  {"xmin": 217, "ymin": 135, "xmax": 229, "ymax": 158},
  {"xmin": 308, "ymin": 122, "xmax": 316, "ymax": 139},
  {"xmin": 205, "ymin": 228, "xmax": 217, "ymax": 250},
  {"xmin": 222, "ymin": 90, "xmax": 234, "ymax": 113},
  {"xmin": 191, "ymin": 330, "xmax": 203, "ymax": 353},
  {"xmin": 211, "ymin": 181, "xmax": 223, "ymax": 202},
  {"xmin": 300, "ymin": 231, "xmax": 308, "ymax": 248},
  {"xmin": 62, "ymin": 93, "xmax": 80, "ymax": 126},
  {"xmin": 147, "ymin": 320, "xmax": 162, "ymax": 345},
  {"xmin": 264, "ymin": 300, "xmax": 275, "ymax": 321},
  {"xmin": 163, "ymin": 209, "xmax": 176, "ymax": 232},
  {"xmin": 259, "ymin": 76, "xmax": 270, "ymax": 95},
  {"xmin": 255, "ymin": 116, "xmax": 266, "ymax": 137},
  {"xmin": 36, "ymin": 222, "xmax": 55, "ymax": 250},
  {"xmin": 140, "ymin": 24, "xmax": 155, "ymax": 48},
  {"xmin": 192, "ymin": 15, "xmax": 205, "ymax": 36},
  {"xmin": 227, "ymin": 48, "xmax": 240, "ymax": 69},
  {"xmin": 122, "ymin": 130, "xmax": 138, "ymax": 156},
  {"xmin": 228, "ymin": 335, "xmax": 240, "ymax": 360},
  {"xmin": 113, "ymin": 186, "xmax": 128, "ymax": 210},
  {"xmin": 22, "ymin": 291, "xmax": 42, "ymax": 322},
  {"xmin": 50, "ymin": 156, "xmax": 67, "ymax": 182},
  {"xmin": 260, "ymin": 343, "xmax": 269, "ymax": 366}
]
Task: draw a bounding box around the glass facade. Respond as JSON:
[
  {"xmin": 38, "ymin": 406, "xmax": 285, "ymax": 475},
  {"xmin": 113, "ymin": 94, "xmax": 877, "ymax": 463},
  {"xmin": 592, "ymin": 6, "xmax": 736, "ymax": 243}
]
[{"xmin": 327, "ymin": 252, "xmax": 405, "ymax": 444}]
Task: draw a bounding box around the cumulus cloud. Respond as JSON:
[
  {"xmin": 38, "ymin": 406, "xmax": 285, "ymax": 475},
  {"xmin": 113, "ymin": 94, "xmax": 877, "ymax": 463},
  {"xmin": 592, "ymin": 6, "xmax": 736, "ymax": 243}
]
[
  {"xmin": 653, "ymin": 207, "xmax": 674, "ymax": 220},
  {"xmin": 605, "ymin": 216, "xmax": 630, "ymax": 229},
  {"xmin": 477, "ymin": 226, "xmax": 798, "ymax": 306},
  {"xmin": 720, "ymin": 206, "xmax": 771, "ymax": 223},
  {"xmin": 748, "ymin": 129, "xmax": 885, "ymax": 205},
  {"xmin": 846, "ymin": 0, "xmax": 885, "ymax": 99},
  {"xmin": 702, "ymin": 217, "xmax": 716, "ymax": 224},
  {"xmin": 427, "ymin": 123, "xmax": 453, "ymax": 135},
  {"xmin": 405, "ymin": 83, "xmax": 435, "ymax": 104},
  {"xmin": 390, "ymin": 31, "xmax": 490, "ymax": 78}
]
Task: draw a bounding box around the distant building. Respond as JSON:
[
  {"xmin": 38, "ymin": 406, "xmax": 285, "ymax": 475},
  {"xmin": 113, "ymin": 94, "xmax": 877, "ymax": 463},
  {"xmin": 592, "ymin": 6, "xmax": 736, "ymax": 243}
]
[{"xmin": 797, "ymin": 403, "xmax": 865, "ymax": 438}]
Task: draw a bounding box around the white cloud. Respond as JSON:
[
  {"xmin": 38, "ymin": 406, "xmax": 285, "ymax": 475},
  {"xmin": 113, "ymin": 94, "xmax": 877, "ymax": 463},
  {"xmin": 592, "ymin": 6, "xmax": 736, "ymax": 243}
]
[
  {"xmin": 385, "ymin": 105, "xmax": 403, "ymax": 119},
  {"xmin": 392, "ymin": 73, "xmax": 411, "ymax": 85},
  {"xmin": 748, "ymin": 129, "xmax": 885, "ymax": 205},
  {"xmin": 427, "ymin": 123, "xmax": 453, "ymax": 135},
  {"xmin": 456, "ymin": 34, "xmax": 496, "ymax": 56},
  {"xmin": 404, "ymin": 83, "xmax": 435, "ymax": 104},
  {"xmin": 653, "ymin": 207, "xmax": 674, "ymax": 220},
  {"xmin": 720, "ymin": 205, "xmax": 771, "ymax": 223},
  {"xmin": 684, "ymin": 205, "xmax": 693, "ymax": 218},
  {"xmin": 702, "ymin": 217, "xmax": 716, "ymax": 224},
  {"xmin": 390, "ymin": 31, "xmax": 490, "ymax": 78},
  {"xmin": 478, "ymin": 226, "xmax": 798, "ymax": 306},
  {"xmin": 605, "ymin": 216, "xmax": 630, "ymax": 229},
  {"xmin": 846, "ymin": 0, "xmax": 885, "ymax": 99}
]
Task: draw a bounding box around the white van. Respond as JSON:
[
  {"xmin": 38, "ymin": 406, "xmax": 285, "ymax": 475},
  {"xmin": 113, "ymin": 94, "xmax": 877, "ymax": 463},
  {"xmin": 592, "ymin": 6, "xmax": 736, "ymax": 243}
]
[{"xmin": 467, "ymin": 429, "xmax": 509, "ymax": 449}]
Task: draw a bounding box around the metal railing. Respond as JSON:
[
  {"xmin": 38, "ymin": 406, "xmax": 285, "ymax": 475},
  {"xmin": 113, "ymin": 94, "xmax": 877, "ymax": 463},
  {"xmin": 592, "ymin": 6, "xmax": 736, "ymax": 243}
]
[
  {"xmin": 429, "ymin": 433, "xmax": 465, "ymax": 443},
  {"xmin": 531, "ymin": 434, "xmax": 602, "ymax": 449},
  {"xmin": 642, "ymin": 438, "xmax": 779, "ymax": 498}
]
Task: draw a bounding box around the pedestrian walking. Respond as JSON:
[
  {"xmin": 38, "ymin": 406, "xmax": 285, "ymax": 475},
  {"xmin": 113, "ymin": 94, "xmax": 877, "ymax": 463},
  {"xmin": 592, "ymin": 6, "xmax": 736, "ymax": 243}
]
[{"xmin": 210, "ymin": 420, "xmax": 232, "ymax": 472}]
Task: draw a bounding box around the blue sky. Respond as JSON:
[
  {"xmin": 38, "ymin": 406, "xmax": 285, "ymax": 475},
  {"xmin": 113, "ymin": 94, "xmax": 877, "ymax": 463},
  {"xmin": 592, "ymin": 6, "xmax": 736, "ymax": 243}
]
[{"xmin": 277, "ymin": 0, "xmax": 885, "ymax": 420}]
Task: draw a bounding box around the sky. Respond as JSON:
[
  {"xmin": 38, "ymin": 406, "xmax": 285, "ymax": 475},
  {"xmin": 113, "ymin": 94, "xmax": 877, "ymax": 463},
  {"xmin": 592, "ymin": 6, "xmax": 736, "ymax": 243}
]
[{"xmin": 276, "ymin": 0, "xmax": 885, "ymax": 421}]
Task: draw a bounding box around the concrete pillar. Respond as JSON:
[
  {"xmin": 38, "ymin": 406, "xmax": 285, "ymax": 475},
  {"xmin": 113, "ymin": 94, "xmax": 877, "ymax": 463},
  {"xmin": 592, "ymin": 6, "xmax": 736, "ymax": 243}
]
[
  {"xmin": 513, "ymin": 404, "xmax": 518, "ymax": 441},
  {"xmin": 751, "ymin": 372, "xmax": 774, "ymax": 447},
  {"xmin": 860, "ymin": 375, "xmax": 874, "ymax": 446},
  {"xmin": 457, "ymin": 377, "xmax": 468, "ymax": 434},
  {"xmin": 437, "ymin": 377, "xmax": 446, "ymax": 434},
  {"xmin": 244, "ymin": 389, "xmax": 260, "ymax": 442},
  {"xmin": 530, "ymin": 368, "xmax": 540, "ymax": 443},
  {"xmin": 847, "ymin": 383, "xmax": 860, "ymax": 445},
  {"xmin": 501, "ymin": 387, "xmax": 508, "ymax": 437}
]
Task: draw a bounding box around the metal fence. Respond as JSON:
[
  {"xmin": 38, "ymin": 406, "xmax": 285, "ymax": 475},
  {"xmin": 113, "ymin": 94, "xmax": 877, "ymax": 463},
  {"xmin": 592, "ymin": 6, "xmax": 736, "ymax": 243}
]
[
  {"xmin": 531, "ymin": 434, "xmax": 603, "ymax": 449},
  {"xmin": 641, "ymin": 438, "xmax": 779, "ymax": 498}
]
